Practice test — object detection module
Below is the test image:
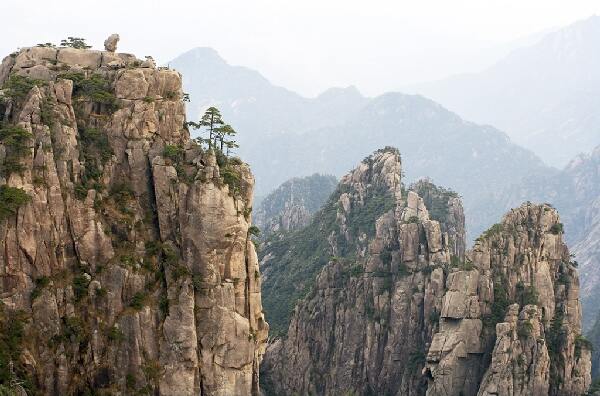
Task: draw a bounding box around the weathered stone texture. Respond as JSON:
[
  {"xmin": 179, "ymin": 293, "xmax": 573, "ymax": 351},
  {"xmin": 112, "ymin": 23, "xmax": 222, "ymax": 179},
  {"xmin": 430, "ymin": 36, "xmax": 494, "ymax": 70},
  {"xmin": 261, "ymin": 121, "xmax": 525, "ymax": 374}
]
[{"xmin": 0, "ymin": 44, "xmax": 267, "ymax": 395}]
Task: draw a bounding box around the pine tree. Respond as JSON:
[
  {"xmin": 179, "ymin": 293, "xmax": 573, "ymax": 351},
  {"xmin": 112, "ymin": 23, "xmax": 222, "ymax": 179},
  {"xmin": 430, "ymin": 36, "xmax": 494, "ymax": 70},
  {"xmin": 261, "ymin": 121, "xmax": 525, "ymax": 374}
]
[
  {"xmin": 224, "ymin": 140, "xmax": 239, "ymax": 156},
  {"xmin": 198, "ymin": 107, "xmax": 224, "ymax": 149},
  {"xmin": 187, "ymin": 107, "xmax": 239, "ymax": 155},
  {"xmin": 215, "ymin": 124, "xmax": 237, "ymax": 152},
  {"xmin": 60, "ymin": 37, "xmax": 91, "ymax": 49}
]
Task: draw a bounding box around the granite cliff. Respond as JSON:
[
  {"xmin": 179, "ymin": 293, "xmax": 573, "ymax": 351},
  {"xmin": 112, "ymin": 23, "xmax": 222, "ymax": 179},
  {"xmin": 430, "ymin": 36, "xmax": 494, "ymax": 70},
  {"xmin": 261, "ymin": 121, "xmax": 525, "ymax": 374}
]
[
  {"xmin": 0, "ymin": 38, "xmax": 267, "ymax": 395},
  {"xmin": 261, "ymin": 148, "xmax": 591, "ymax": 395}
]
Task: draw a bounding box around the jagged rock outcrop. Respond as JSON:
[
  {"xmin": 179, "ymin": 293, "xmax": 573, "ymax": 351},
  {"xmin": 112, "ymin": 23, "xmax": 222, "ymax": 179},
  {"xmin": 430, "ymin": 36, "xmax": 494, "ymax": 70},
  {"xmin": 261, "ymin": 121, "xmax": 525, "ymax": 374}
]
[
  {"xmin": 425, "ymin": 203, "xmax": 590, "ymax": 395},
  {"xmin": 260, "ymin": 148, "xmax": 591, "ymax": 395},
  {"xmin": 104, "ymin": 34, "xmax": 120, "ymax": 52},
  {"xmin": 261, "ymin": 148, "xmax": 466, "ymax": 395},
  {"xmin": 0, "ymin": 43, "xmax": 267, "ymax": 395},
  {"xmin": 494, "ymin": 144, "xmax": 600, "ymax": 330},
  {"xmin": 254, "ymin": 173, "xmax": 337, "ymax": 237},
  {"xmin": 410, "ymin": 179, "xmax": 466, "ymax": 260}
]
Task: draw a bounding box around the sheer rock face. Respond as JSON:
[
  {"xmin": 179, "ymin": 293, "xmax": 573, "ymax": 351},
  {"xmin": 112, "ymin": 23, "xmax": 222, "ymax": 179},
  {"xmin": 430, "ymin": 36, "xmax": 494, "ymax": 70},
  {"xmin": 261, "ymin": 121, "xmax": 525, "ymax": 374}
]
[
  {"xmin": 0, "ymin": 45, "xmax": 267, "ymax": 395},
  {"xmin": 261, "ymin": 148, "xmax": 466, "ymax": 395},
  {"xmin": 260, "ymin": 148, "xmax": 590, "ymax": 395},
  {"xmin": 425, "ymin": 203, "xmax": 591, "ymax": 396}
]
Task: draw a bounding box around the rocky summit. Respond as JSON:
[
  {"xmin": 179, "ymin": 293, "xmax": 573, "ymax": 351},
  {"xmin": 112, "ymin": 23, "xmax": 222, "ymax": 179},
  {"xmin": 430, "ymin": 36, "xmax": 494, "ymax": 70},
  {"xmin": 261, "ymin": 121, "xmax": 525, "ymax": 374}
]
[
  {"xmin": 260, "ymin": 148, "xmax": 591, "ymax": 395},
  {"xmin": 0, "ymin": 41, "xmax": 267, "ymax": 394}
]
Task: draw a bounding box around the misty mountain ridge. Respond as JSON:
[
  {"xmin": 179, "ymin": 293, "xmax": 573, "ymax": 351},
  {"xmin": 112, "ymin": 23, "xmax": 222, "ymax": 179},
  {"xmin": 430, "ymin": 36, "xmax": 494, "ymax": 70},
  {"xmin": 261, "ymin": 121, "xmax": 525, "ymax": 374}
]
[
  {"xmin": 170, "ymin": 46, "xmax": 555, "ymax": 239},
  {"xmin": 170, "ymin": 47, "xmax": 368, "ymax": 138},
  {"xmin": 406, "ymin": 14, "xmax": 600, "ymax": 167}
]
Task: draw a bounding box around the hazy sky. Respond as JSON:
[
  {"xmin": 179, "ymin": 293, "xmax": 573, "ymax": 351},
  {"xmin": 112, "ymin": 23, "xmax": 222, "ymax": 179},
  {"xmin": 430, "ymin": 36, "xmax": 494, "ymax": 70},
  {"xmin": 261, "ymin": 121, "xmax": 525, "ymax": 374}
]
[{"xmin": 2, "ymin": 0, "xmax": 599, "ymax": 96}]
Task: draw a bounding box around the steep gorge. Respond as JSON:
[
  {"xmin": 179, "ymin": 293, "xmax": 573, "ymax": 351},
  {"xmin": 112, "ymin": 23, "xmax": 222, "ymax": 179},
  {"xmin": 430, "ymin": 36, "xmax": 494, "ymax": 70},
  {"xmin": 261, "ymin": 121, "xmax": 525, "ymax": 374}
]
[{"xmin": 0, "ymin": 43, "xmax": 267, "ymax": 395}]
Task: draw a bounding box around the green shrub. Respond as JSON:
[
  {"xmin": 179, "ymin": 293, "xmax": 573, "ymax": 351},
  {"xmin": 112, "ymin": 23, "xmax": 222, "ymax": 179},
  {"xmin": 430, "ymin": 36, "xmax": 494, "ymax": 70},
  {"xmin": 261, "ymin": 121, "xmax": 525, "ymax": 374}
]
[
  {"xmin": 481, "ymin": 223, "xmax": 504, "ymax": 240},
  {"xmin": 380, "ymin": 250, "xmax": 392, "ymax": 265},
  {"xmin": 575, "ymin": 335, "xmax": 593, "ymax": 358},
  {"xmin": 60, "ymin": 37, "xmax": 91, "ymax": 49},
  {"xmin": 162, "ymin": 246, "xmax": 178, "ymax": 267},
  {"xmin": 407, "ymin": 215, "xmax": 419, "ymax": 224},
  {"xmin": 163, "ymin": 145, "xmax": 184, "ymax": 163},
  {"xmin": 171, "ymin": 265, "xmax": 190, "ymax": 280},
  {"xmin": 345, "ymin": 185, "xmax": 395, "ymax": 237},
  {"xmin": 62, "ymin": 316, "xmax": 86, "ymax": 343},
  {"xmin": 409, "ymin": 180, "xmax": 459, "ymax": 222},
  {"xmin": 1, "ymin": 75, "xmax": 46, "ymax": 101},
  {"xmin": 397, "ymin": 262, "xmax": 409, "ymax": 276},
  {"xmin": 557, "ymin": 271, "xmax": 569, "ymax": 285},
  {"xmin": 0, "ymin": 124, "xmax": 33, "ymax": 177},
  {"xmin": 407, "ymin": 350, "xmax": 426, "ymax": 371},
  {"xmin": 80, "ymin": 127, "xmax": 113, "ymax": 164},
  {"xmin": 109, "ymin": 182, "xmax": 134, "ymax": 213},
  {"xmin": 72, "ymin": 274, "xmax": 90, "ymax": 302},
  {"xmin": 429, "ymin": 310, "xmax": 440, "ymax": 324},
  {"xmin": 74, "ymin": 183, "xmax": 88, "ymax": 200},
  {"xmin": 516, "ymin": 282, "xmax": 539, "ymax": 306},
  {"xmin": 248, "ymin": 225, "xmax": 261, "ymax": 237},
  {"xmin": 40, "ymin": 97, "xmax": 56, "ymax": 127},
  {"xmin": 0, "ymin": 186, "xmax": 30, "ymax": 220},
  {"xmin": 164, "ymin": 91, "xmax": 177, "ymax": 100},
  {"xmin": 484, "ymin": 275, "xmax": 509, "ymax": 329},
  {"xmin": 159, "ymin": 296, "xmax": 169, "ymax": 316},
  {"xmin": 145, "ymin": 240, "xmax": 162, "ymax": 257},
  {"xmin": 517, "ymin": 320, "xmax": 533, "ymax": 338},
  {"xmin": 547, "ymin": 309, "xmax": 565, "ymax": 357},
  {"xmin": 130, "ymin": 292, "xmax": 147, "ymax": 310},
  {"xmin": 421, "ymin": 265, "xmax": 434, "ymax": 275},
  {"xmin": 450, "ymin": 255, "xmax": 461, "ymax": 267},
  {"xmin": 31, "ymin": 276, "xmax": 50, "ymax": 300},
  {"xmin": 107, "ymin": 325, "xmax": 124, "ymax": 342},
  {"xmin": 450, "ymin": 255, "xmax": 474, "ymax": 271},
  {"xmin": 58, "ymin": 72, "xmax": 119, "ymax": 112},
  {"xmin": 120, "ymin": 254, "xmax": 136, "ymax": 267},
  {"xmin": 221, "ymin": 167, "xmax": 241, "ymax": 195},
  {"xmin": 349, "ymin": 264, "xmax": 363, "ymax": 277},
  {"xmin": 550, "ymin": 223, "xmax": 564, "ymax": 235},
  {"xmin": 192, "ymin": 274, "xmax": 203, "ymax": 291},
  {"xmin": 74, "ymin": 127, "xmax": 113, "ymax": 199},
  {"xmin": 126, "ymin": 373, "xmax": 136, "ymax": 389},
  {"xmin": 0, "ymin": 306, "xmax": 34, "ymax": 391}
]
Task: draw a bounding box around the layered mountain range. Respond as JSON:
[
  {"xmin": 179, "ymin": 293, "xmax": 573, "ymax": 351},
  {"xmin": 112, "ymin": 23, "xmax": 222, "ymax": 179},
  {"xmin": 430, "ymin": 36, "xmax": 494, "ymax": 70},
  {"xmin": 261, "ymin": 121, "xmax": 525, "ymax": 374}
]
[
  {"xmin": 407, "ymin": 15, "xmax": 600, "ymax": 167},
  {"xmin": 170, "ymin": 46, "xmax": 549, "ymax": 239}
]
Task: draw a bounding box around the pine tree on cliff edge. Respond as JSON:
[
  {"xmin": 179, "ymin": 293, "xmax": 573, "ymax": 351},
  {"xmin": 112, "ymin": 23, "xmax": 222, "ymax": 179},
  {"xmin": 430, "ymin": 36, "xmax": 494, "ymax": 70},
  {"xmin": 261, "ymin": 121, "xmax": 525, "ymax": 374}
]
[{"xmin": 188, "ymin": 107, "xmax": 238, "ymax": 156}]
